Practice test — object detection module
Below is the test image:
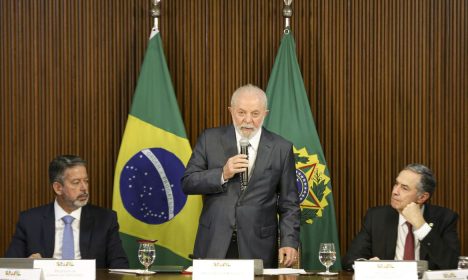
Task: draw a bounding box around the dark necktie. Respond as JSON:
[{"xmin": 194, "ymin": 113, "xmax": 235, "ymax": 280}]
[
  {"xmin": 403, "ymin": 222, "xmax": 415, "ymax": 260},
  {"xmin": 62, "ymin": 215, "xmax": 75, "ymax": 259}
]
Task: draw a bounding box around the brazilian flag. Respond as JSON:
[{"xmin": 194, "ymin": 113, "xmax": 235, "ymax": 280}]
[
  {"xmin": 264, "ymin": 31, "xmax": 342, "ymax": 270},
  {"xmin": 112, "ymin": 29, "xmax": 202, "ymax": 268}
]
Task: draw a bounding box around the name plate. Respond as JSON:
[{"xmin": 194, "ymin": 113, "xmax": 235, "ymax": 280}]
[
  {"xmin": 422, "ymin": 269, "xmax": 468, "ymax": 280},
  {"xmin": 33, "ymin": 260, "xmax": 95, "ymax": 280},
  {"xmin": 192, "ymin": 259, "xmax": 254, "ymax": 280},
  {"xmin": 354, "ymin": 260, "xmax": 418, "ymax": 280},
  {"xmin": 0, "ymin": 268, "xmax": 41, "ymax": 280}
]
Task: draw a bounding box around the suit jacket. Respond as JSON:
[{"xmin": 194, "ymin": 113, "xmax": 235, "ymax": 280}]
[
  {"xmin": 182, "ymin": 126, "xmax": 300, "ymax": 268},
  {"xmin": 342, "ymin": 204, "xmax": 460, "ymax": 270},
  {"xmin": 5, "ymin": 203, "xmax": 129, "ymax": 269}
]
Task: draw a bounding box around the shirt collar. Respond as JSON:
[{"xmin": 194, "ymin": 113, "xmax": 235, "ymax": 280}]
[
  {"xmin": 235, "ymin": 127, "xmax": 262, "ymax": 152},
  {"xmin": 54, "ymin": 199, "xmax": 82, "ymax": 221}
]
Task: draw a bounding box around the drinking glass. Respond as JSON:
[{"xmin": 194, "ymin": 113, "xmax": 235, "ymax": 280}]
[
  {"xmin": 318, "ymin": 243, "xmax": 338, "ymax": 276},
  {"xmin": 458, "ymin": 256, "xmax": 468, "ymax": 269},
  {"xmin": 138, "ymin": 240, "xmax": 156, "ymax": 274}
]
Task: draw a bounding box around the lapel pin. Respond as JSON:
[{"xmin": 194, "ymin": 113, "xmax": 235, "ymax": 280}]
[{"xmin": 428, "ymin": 223, "xmax": 434, "ymax": 227}]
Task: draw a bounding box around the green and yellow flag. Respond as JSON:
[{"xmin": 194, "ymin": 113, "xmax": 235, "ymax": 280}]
[
  {"xmin": 112, "ymin": 29, "xmax": 202, "ymax": 268},
  {"xmin": 264, "ymin": 31, "xmax": 342, "ymax": 270}
]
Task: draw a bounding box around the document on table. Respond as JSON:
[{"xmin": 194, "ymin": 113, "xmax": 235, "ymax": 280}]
[
  {"xmin": 263, "ymin": 268, "xmax": 308, "ymax": 275},
  {"xmin": 109, "ymin": 269, "xmax": 150, "ymax": 275}
]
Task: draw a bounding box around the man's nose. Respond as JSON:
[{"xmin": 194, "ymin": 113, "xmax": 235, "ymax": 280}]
[
  {"xmin": 80, "ymin": 181, "xmax": 88, "ymax": 191},
  {"xmin": 244, "ymin": 114, "xmax": 253, "ymax": 123}
]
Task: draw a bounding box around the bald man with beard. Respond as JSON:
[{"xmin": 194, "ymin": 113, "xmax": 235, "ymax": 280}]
[{"xmin": 182, "ymin": 84, "xmax": 300, "ymax": 268}]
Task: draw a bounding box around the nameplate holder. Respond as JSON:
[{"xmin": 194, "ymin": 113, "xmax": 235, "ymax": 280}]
[
  {"xmin": 192, "ymin": 259, "xmax": 254, "ymax": 280},
  {"xmin": 0, "ymin": 268, "xmax": 41, "ymax": 280},
  {"xmin": 33, "ymin": 259, "xmax": 95, "ymax": 280},
  {"xmin": 422, "ymin": 269, "xmax": 468, "ymax": 280},
  {"xmin": 354, "ymin": 260, "xmax": 418, "ymax": 280}
]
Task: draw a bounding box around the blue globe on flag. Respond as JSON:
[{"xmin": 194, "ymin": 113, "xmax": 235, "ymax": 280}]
[{"xmin": 120, "ymin": 148, "xmax": 187, "ymax": 225}]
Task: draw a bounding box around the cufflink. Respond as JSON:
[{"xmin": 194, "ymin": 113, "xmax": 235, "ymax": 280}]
[{"xmin": 428, "ymin": 223, "xmax": 434, "ymax": 227}]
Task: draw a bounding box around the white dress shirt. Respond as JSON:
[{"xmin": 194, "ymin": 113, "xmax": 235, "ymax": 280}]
[
  {"xmin": 394, "ymin": 206, "xmax": 432, "ymax": 260},
  {"xmin": 53, "ymin": 200, "xmax": 82, "ymax": 259}
]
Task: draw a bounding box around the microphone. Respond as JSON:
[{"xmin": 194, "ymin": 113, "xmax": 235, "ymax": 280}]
[{"xmin": 239, "ymin": 138, "xmax": 249, "ymax": 190}]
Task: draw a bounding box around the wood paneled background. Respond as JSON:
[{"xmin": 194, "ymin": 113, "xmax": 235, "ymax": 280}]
[{"xmin": 1, "ymin": 0, "xmax": 467, "ymax": 260}]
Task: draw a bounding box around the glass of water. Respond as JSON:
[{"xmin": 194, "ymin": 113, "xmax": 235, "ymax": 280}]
[
  {"xmin": 458, "ymin": 256, "xmax": 468, "ymax": 269},
  {"xmin": 138, "ymin": 240, "xmax": 157, "ymax": 274},
  {"xmin": 318, "ymin": 243, "xmax": 338, "ymax": 276}
]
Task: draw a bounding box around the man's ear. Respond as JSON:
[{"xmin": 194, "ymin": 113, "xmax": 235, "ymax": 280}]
[
  {"xmin": 417, "ymin": 192, "xmax": 430, "ymax": 204},
  {"xmin": 52, "ymin": 182, "xmax": 63, "ymax": 195}
]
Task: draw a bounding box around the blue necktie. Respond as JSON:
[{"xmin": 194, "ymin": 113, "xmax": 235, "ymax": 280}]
[{"xmin": 62, "ymin": 215, "xmax": 75, "ymax": 259}]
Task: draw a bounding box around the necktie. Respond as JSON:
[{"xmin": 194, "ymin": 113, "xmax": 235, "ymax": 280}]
[
  {"xmin": 403, "ymin": 222, "xmax": 415, "ymax": 260},
  {"xmin": 62, "ymin": 215, "xmax": 75, "ymax": 259}
]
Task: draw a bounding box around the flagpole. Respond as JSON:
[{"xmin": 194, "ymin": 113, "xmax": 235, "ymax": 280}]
[
  {"xmin": 150, "ymin": 0, "xmax": 161, "ymax": 32},
  {"xmin": 283, "ymin": 0, "xmax": 293, "ymax": 33}
]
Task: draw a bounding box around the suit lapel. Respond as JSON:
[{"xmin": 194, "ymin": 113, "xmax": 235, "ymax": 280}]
[
  {"xmin": 221, "ymin": 126, "xmax": 238, "ymax": 161},
  {"xmin": 420, "ymin": 204, "xmax": 434, "ymax": 259},
  {"xmin": 221, "ymin": 126, "xmax": 241, "ymax": 197},
  {"xmin": 79, "ymin": 205, "xmax": 94, "ymax": 258},
  {"xmin": 385, "ymin": 208, "xmax": 399, "ymax": 259},
  {"xmin": 250, "ymin": 128, "xmax": 273, "ymax": 182},
  {"xmin": 43, "ymin": 203, "xmax": 56, "ymax": 257}
]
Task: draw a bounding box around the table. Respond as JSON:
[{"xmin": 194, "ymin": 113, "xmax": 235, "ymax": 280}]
[{"xmin": 98, "ymin": 270, "xmax": 354, "ymax": 280}]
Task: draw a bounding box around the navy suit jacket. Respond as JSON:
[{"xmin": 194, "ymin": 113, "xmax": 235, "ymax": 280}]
[
  {"xmin": 182, "ymin": 126, "xmax": 300, "ymax": 268},
  {"xmin": 5, "ymin": 203, "xmax": 129, "ymax": 269},
  {"xmin": 342, "ymin": 204, "xmax": 460, "ymax": 270}
]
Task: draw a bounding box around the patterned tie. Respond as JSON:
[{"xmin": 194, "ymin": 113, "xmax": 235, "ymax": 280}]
[
  {"xmin": 403, "ymin": 222, "xmax": 415, "ymax": 260},
  {"xmin": 62, "ymin": 215, "xmax": 75, "ymax": 259}
]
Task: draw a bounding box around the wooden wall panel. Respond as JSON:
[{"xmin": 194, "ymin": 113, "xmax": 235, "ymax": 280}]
[{"xmin": 1, "ymin": 0, "xmax": 466, "ymax": 261}]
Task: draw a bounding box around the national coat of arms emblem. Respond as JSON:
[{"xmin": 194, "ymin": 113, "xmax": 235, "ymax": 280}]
[{"xmin": 294, "ymin": 146, "xmax": 332, "ymax": 224}]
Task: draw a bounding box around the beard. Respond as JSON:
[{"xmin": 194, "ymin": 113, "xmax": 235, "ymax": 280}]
[
  {"xmin": 72, "ymin": 193, "xmax": 89, "ymax": 208},
  {"xmin": 234, "ymin": 120, "xmax": 264, "ymax": 140}
]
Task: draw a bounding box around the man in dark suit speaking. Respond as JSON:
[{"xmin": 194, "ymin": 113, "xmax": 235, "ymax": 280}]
[
  {"xmin": 5, "ymin": 155, "xmax": 129, "ymax": 269},
  {"xmin": 342, "ymin": 163, "xmax": 460, "ymax": 270},
  {"xmin": 182, "ymin": 84, "xmax": 300, "ymax": 268}
]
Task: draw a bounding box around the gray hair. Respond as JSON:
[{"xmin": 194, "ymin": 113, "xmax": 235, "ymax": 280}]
[
  {"xmin": 403, "ymin": 163, "xmax": 436, "ymax": 197},
  {"xmin": 49, "ymin": 155, "xmax": 87, "ymax": 185},
  {"xmin": 230, "ymin": 84, "xmax": 268, "ymax": 109}
]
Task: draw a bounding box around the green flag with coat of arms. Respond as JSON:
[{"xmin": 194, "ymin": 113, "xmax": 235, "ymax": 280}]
[
  {"xmin": 112, "ymin": 28, "xmax": 202, "ymax": 268},
  {"xmin": 263, "ymin": 31, "xmax": 342, "ymax": 270}
]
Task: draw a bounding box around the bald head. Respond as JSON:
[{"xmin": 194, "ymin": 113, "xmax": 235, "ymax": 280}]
[{"xmin": 230, "ymin": 84, "xmax": 268, "ymax": 110}]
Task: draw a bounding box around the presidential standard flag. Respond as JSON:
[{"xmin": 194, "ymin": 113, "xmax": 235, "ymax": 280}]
[
  {"xmin": 263, "ymin": 32, "xmax": 342, "ymax": 270},
  {"xmin": 112, "ymin": 29, "xmax": 202, "ymax": 268}
]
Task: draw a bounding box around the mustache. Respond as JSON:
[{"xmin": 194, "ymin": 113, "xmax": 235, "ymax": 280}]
[
  {"xmin": 77, "ymin": 193, "xmax": 89, "ymax": 199},
  {"xmin": 240, "ymin": 125, "xmax": 254, "ymax": 129}
]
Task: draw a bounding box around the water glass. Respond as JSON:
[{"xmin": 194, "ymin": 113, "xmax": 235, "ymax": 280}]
[
  {"xmin": 138, "ymin": 240, "xmax": 156, "ymax": 274},
  {"xmin": 318, "ymin": 243, "xmax": 338, "ymax": 276},
  {"xmin": 458, "ymin": 256, "xmax": 468, "ymax": 269}
]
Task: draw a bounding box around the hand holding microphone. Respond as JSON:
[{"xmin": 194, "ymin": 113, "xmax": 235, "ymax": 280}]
[{"xmin": 221, "ymin": 138, "xmax": 250, "ymax": 186}]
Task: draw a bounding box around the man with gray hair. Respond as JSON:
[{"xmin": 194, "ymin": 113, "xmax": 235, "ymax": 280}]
[
  {"xmin": 182, "ymin": 84, "xmax": 300, "ymax": 268},
  {"xmin": 342, "ymin": 163, "xmax": 460, "ymax": 270},
  {"xmin": 6, "ymin": 155, "xmax": 129, "ymax": 269}
]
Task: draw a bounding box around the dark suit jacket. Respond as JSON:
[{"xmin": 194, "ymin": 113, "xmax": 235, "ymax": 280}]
[
  {"xmin": 5, "ymin": 203, "xmax": 129, "ymax": 269},
  {"xmin": 342, "ymin": 204, "xmax": 460, "ymax": 270},
  {"xmin": 182, "ymin": 126, "xmax": 300, "ymax": 268}
]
